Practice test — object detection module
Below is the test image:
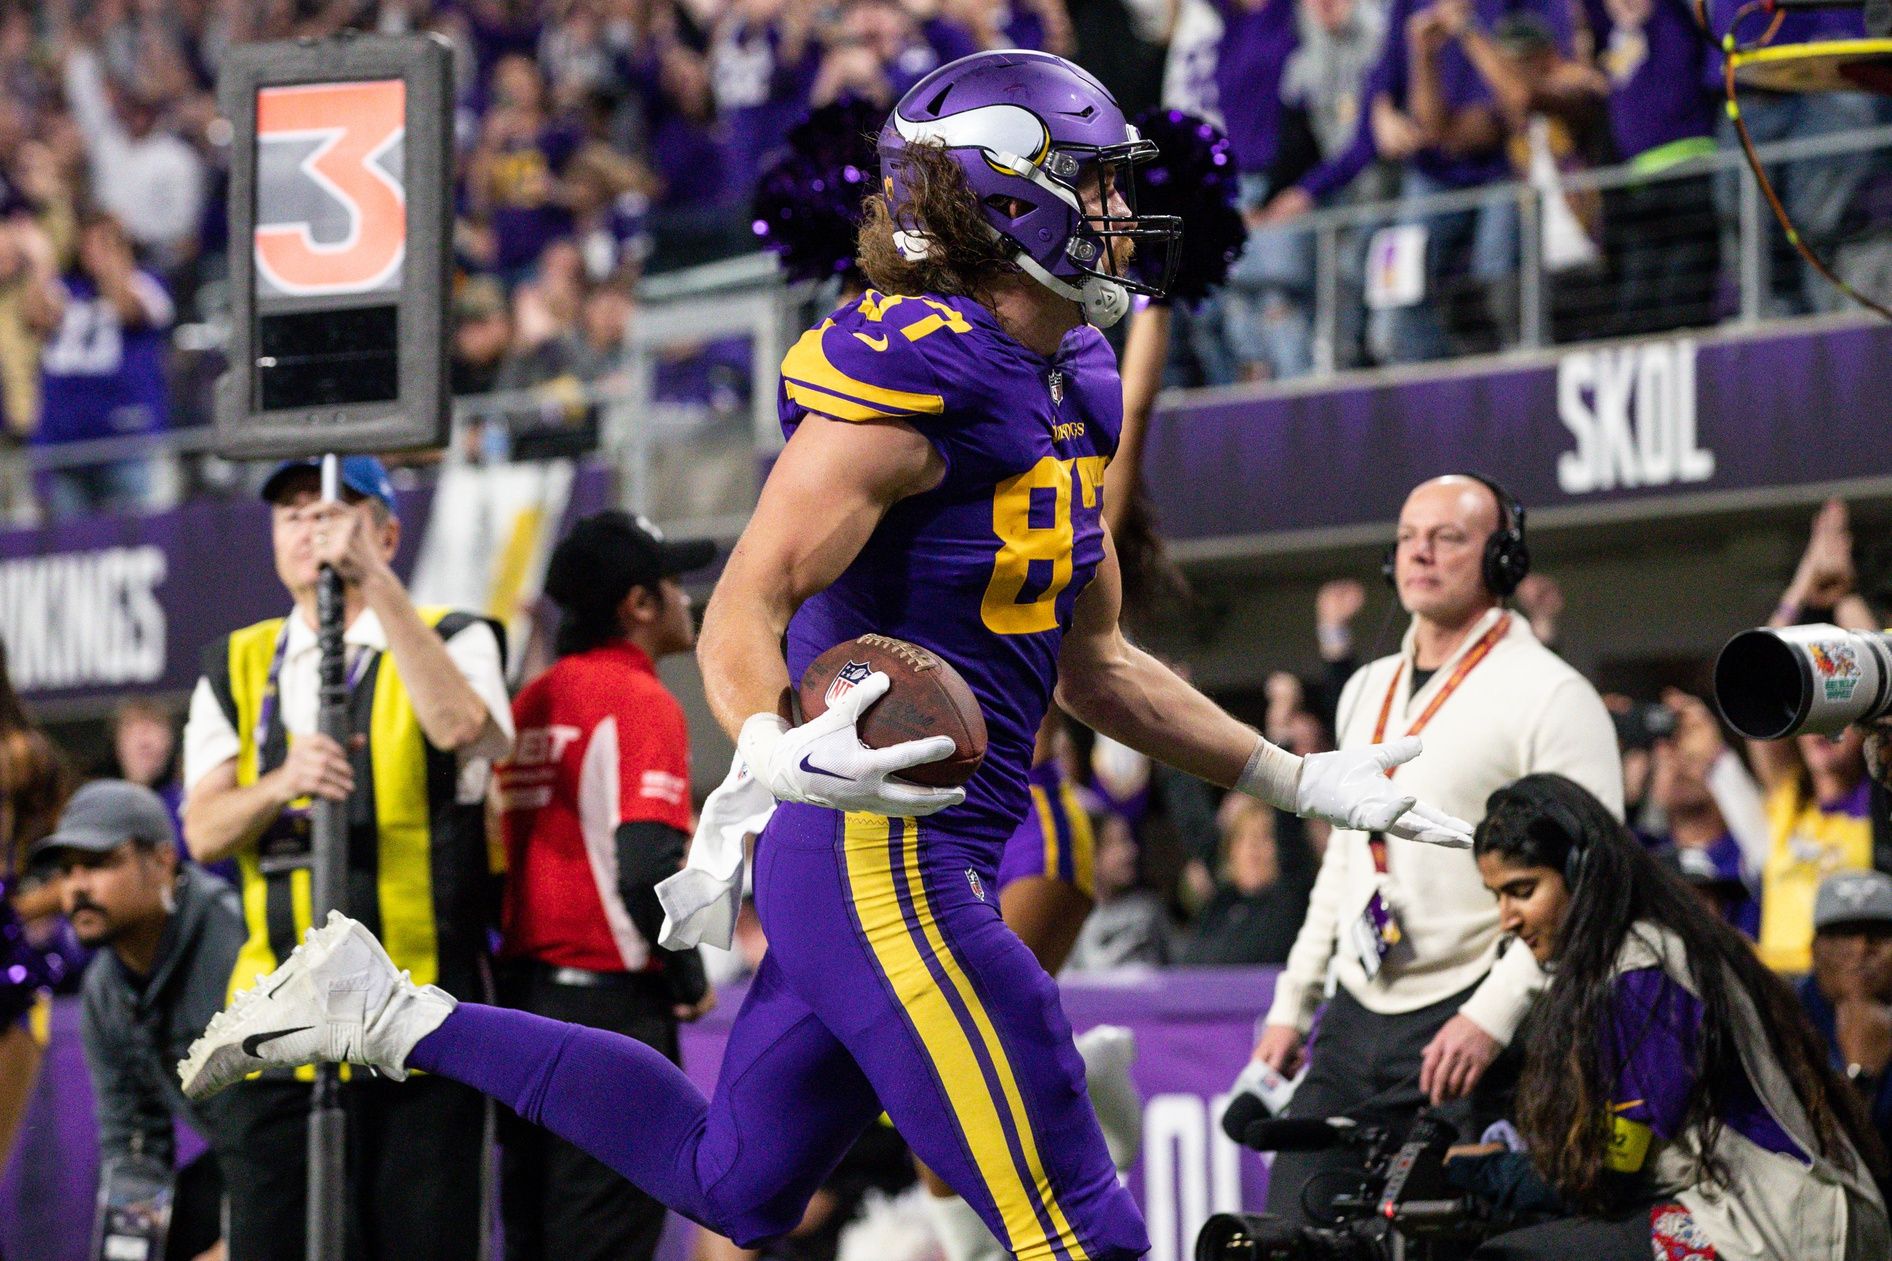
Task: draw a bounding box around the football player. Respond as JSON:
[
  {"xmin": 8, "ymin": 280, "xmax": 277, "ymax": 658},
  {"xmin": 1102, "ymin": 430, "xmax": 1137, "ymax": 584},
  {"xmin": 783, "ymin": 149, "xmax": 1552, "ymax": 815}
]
[{"xmin": 181, "ymin": 50, "xmax": 1471, "ymax": 1261}]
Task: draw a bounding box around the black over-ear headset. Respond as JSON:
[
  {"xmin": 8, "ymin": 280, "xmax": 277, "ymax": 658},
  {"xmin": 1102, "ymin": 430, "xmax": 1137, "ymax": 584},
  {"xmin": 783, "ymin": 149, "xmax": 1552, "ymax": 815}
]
[
  {"xmin": 1492, "ymin": 777, "xmax": 1592, "ymax": 892},
  {"xmin": 1382, "ymin": 473, "xmax": 1532, "ymax": 599},
  {"xmin": 1547, "ymin": 797, "xmax": 1590, "ymax": 893}
]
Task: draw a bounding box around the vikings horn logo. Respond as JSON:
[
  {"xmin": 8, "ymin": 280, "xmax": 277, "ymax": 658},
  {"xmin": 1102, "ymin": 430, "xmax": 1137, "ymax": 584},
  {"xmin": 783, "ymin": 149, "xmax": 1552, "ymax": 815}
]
[
  {"xmin": 892, "ymin": 103, "xmax": 1053, "ymax": 173},
  {"xmin": 827, "ymin": 660, "xmax": 874, "ymax": 707}
]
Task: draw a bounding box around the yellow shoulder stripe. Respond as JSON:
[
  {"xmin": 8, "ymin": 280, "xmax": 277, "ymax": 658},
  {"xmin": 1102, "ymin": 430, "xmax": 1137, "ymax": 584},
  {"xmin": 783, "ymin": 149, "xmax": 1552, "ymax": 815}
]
[{"xmin": 781, "ymin": 324, "xmax": 944, "ymax": 419}]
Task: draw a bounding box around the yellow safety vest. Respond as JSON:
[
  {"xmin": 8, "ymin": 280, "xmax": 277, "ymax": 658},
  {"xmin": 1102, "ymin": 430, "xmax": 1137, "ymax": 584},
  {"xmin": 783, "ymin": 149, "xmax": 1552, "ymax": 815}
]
[{"xmin": 203, "ymin": 610, "xmax": 500, "ymax": 1023}]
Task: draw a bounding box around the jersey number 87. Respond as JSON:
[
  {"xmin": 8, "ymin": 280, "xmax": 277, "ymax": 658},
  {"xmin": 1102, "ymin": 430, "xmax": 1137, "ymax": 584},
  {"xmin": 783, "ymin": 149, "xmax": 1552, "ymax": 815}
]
[{"xmin": 981, "ymin": 455, "xmax": 1106, "ymax": 635}]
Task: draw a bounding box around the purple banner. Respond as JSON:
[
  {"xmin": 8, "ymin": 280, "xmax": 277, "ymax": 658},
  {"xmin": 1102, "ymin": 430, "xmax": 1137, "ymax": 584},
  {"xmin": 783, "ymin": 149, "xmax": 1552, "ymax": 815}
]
[
  {"xmin": 6, "ymin": 969, "xmax": 1277, "ymax": 1261},
  {"xmin": 1145, "ymin": 319, "xmax": 1892, "ymax": 543},
  {"xmin": 0, "ymin": 462, "xmax": 613, "ymax": 708}
]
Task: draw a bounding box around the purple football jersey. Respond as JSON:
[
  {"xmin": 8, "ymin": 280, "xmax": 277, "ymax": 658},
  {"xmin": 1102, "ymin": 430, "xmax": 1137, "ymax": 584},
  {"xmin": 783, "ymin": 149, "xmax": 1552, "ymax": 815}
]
[{"xmin": 777, "ymin": 291, "xmax": 1121, "ymax": 852}]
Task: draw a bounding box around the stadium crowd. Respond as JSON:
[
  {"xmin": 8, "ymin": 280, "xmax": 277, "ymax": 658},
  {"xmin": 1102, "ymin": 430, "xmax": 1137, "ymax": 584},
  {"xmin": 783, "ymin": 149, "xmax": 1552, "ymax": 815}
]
[{"xmin": 0, "ymin": 0, "xmax": 1889, "ymax": 521}]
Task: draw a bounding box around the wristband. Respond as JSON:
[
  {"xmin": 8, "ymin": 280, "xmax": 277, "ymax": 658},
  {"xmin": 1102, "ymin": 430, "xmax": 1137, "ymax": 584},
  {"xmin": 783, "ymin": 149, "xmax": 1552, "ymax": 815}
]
[
  {"xmin": 1773, "ymin": 599, "xmax": 1803, "ymax": 625},
  {"xmin": 736, "ymin": 713, "xmax": 789, "ymax": 778},
  {"xmin": 1235, "ymin": 736, "xmax": 1303, "ymax": 811}
]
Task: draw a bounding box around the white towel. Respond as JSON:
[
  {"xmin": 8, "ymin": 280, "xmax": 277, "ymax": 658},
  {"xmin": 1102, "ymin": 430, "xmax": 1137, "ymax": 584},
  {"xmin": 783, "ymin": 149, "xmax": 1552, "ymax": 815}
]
[{"xmin": 656, "ymin": 754, "xmax": 778, "ymax": 950}]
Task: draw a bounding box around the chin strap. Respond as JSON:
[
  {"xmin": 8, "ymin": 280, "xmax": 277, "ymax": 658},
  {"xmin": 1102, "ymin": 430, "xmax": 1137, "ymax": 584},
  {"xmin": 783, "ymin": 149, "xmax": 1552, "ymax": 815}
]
[{"xmin": 1012, "ymin": 250, "xmax": 1130, "ymax": 327}]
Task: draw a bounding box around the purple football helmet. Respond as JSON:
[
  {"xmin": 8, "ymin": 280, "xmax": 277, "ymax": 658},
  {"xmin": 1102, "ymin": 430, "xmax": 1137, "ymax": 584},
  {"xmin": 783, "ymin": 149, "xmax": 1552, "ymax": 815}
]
[{"xmin": 877, "ymin": 50, "xmax": 1181, "ymax": 327}]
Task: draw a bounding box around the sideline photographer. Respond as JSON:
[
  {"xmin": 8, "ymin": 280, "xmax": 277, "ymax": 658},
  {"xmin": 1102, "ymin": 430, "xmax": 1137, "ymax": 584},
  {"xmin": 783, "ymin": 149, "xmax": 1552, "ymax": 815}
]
[{"xmin": 1456, "ymin": 774, "xmax": 1889, "ymax": 1260}]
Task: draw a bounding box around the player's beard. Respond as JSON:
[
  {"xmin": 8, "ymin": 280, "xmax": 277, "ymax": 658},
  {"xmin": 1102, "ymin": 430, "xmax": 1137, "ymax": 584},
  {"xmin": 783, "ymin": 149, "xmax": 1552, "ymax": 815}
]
[{"xmin": 1085, "ymin": 221, "xmax": 1136, "ymax": 281}]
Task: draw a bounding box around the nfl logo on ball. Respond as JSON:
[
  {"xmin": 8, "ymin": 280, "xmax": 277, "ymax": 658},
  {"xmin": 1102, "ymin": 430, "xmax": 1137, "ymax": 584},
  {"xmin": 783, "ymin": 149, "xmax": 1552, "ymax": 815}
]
[{"xmin": 826, "ymin": 660, "xmax": 873, "ymax": 707}]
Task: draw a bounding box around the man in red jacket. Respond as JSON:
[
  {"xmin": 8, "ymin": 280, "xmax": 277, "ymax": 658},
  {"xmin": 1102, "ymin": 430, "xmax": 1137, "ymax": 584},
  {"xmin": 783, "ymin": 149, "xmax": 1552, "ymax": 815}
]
[{"xmin": 495, "ymin": 510, "xmax": 717, "ymax": 1261}]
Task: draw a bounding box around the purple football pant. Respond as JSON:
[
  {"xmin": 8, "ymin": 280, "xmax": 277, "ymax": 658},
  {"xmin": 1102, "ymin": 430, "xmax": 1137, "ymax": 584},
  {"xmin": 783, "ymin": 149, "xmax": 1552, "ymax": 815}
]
[
  {"xmin": 997, "ymin": 762, "xmax": 1096, "ymax": 899},
  {"xmin": 411, "ymin": 803, "xmax": 1147, "ymax": 1261}
]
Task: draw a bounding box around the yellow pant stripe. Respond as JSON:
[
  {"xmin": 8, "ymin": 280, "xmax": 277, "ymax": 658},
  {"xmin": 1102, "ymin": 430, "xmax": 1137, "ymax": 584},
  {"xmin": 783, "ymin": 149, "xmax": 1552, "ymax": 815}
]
[
  {"xmin": 1033, "ymin": 785, "xmax": 1061, "ymax": 889},
  {"xmin": 851, "ymin": 810, "xmax": 1089, "ymax": 1249},
  {"xmin": 1059, "ymin": 781, "xmax": 1096, "ymax": 900},
  {"xmin": 844, "ymin": 814, "xmax": 1089, "ymax": 1259},
  {"xmin": 842, "ymin": 813, "xmax": 1034, "ymax": 1253}
]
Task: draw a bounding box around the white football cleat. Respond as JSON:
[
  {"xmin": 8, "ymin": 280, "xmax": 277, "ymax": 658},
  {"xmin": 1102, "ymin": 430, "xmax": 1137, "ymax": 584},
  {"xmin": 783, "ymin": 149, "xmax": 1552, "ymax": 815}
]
[
  {"xmin": 1076, "ymin": 1024, "xmax": 1142, "ymax": 1171},
  {"xmin": 178, "ymin": 911, "xmax": 456, "ymax": 1100}
]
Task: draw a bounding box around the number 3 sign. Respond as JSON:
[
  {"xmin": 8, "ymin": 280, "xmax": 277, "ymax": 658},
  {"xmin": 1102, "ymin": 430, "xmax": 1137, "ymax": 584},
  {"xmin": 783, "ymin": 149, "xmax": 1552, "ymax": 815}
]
[
  {"xmin": 255, "ymin": 79, "xmax": 406, "ymax": 297},
  {"xmin": 217, "ymin": 34, "xmax": 452, "ymax": 459}
]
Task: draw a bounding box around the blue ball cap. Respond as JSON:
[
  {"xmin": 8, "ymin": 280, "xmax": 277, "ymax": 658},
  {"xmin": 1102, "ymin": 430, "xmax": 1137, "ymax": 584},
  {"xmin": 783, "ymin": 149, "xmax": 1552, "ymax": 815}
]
[{"xmin": 260, "ymin": 455, "xmax": 396, "ymax": 509}]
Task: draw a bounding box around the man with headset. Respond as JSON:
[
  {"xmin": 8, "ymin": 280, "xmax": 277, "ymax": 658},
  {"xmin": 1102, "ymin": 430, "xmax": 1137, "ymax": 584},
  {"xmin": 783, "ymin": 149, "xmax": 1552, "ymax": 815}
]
[{"xmin": 1249, "ymin": 474, "xmax": 1622, "ymax": 1224}]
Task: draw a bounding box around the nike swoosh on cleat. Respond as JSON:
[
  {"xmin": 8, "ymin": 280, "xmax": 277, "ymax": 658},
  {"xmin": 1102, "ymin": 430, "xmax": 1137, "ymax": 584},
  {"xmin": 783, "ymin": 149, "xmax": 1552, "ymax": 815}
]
[
  {"xmin": 242, "ymin": 1027, "xmax": 314, "ymax": 1057},
  {"xmin": 798, "ymin": 754, "xmax": 849, "ymax": 779}
]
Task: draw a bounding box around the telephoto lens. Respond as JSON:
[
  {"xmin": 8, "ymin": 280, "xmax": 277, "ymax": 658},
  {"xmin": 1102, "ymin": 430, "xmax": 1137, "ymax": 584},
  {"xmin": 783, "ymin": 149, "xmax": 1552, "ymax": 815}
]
[
  {"xmin": 1195, "ymin": 1213, "xmax": 1294, "ymax": 1260},
  {"xmin": 1714, "ymin": 625, "xmax": 1892, "ymax": 740}
]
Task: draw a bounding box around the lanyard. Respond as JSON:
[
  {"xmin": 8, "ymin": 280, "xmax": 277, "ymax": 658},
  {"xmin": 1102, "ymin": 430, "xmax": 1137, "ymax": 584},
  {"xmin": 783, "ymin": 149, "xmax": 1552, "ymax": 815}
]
[
  {"xmin": 254, "ymin": 620, "xmax": 378, "ymax": 763},
  {"xmin": 1365, "ymin": 613, "xmax": 1510, "ymax": 872}
]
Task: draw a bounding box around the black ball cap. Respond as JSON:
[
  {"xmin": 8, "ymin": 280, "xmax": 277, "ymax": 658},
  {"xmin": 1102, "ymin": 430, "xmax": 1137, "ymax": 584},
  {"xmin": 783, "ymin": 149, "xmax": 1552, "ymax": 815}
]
[{"xmin": 544, "ymin": 511, "xmax": 716, "ymax": 615}]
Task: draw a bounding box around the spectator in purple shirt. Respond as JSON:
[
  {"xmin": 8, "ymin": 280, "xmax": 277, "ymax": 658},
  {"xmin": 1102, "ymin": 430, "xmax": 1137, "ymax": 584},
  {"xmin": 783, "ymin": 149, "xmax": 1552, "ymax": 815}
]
[
  {"xmin": 467, "ymin": 54, "xmax": 583, "ymax": 284},
  {"xmin": 710, "ymin": 0, "xmax": 820, "ymax": 202},
  {"xmin": 1584, "ymin": 0, "xmax": 1719, "ymax": 336},
  {"xmin": 28, "ymin": 212, "xmax": 172, "ymax": 519},
  {"xmin": 628, "ymin": 35, "xmax": 742, "ymax": 270},
  {"xmin": 1459, "ymin": 774, "xmax": 1890, "ymax": 1260}
]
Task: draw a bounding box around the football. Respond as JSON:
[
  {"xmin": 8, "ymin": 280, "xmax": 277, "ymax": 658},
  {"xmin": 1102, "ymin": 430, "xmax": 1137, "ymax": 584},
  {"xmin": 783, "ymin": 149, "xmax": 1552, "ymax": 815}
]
[{"xmin": 797, "ymin": 634, "xmax": 988, "ymax": 788}]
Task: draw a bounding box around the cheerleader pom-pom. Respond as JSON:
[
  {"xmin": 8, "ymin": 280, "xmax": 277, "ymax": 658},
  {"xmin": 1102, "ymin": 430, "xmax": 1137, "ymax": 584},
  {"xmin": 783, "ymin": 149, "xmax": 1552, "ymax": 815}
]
[
  {"xmin": 752, "ymin": 97, "xmax": 884, "ymax": 285},
  {"xmin": 1129, "ymin": 109, "xmax": 1244, "ymax": 304}
]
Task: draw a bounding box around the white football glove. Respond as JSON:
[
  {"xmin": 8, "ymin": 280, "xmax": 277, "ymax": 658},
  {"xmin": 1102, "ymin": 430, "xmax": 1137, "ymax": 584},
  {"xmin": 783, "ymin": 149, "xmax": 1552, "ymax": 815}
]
[
  {"xmin": 738, "ymin": 671, "xmax": 966, "ymax": 817},
  {"xmin": 1294, "ymin": 736, "xmax": 1475, "ymax": 849}
]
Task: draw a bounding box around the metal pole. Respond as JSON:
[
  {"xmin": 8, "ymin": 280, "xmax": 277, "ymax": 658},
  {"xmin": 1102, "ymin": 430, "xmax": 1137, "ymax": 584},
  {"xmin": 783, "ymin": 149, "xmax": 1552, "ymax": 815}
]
[
  {"xmin": 1313, "ymin": 221, "xmax": 1339, "ymax": 376},
  {"xmin": 307, "ymin": 452, "xmax": 348, "ymax": 1261},
  {"xmin": 1738, "ymin": 162, "xmax": 1765, "ymax": 324},
  {"xmin": 1517, "ymin": 186, "xmax": 1544, "ymax": 351}
]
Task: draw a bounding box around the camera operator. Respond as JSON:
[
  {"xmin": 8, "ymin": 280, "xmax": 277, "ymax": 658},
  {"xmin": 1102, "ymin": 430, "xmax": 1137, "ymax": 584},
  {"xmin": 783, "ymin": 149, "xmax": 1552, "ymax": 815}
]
[
  {"xmin": 1251, "ymin": 475, "xmax": 1621, "ymax": 1224},
  {"xmin": 1458, "ymin": 773, "xmax": 1889, "ymax": 1260}
]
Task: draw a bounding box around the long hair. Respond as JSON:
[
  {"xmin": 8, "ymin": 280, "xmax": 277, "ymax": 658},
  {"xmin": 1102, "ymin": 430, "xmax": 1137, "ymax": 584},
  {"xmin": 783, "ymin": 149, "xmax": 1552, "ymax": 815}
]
[
  {"xmin": 857, "ymin": 142, "xmax": 1020, "ymax": 300},
  {"xmin": 1475, "ymin": 773, "xmax": 1891, "ymax": 1211},
  {"xmin": 0, "ymin": 636, "xmax": 70, "ymax": 872}
]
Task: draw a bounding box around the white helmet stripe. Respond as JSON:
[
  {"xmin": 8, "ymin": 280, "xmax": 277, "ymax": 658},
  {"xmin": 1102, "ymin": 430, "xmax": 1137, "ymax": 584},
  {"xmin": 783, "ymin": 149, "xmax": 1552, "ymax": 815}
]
[{"xmin": 893, "ymin": 103, "xmax": 1052, "ymax": 166}]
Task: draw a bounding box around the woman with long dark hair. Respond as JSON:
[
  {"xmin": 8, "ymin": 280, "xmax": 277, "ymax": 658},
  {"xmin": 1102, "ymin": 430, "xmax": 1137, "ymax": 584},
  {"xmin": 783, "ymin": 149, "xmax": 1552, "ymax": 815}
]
[{"xmin": 1465, "ymin": 772, "xmax": 1890, "ymax": 1260}]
